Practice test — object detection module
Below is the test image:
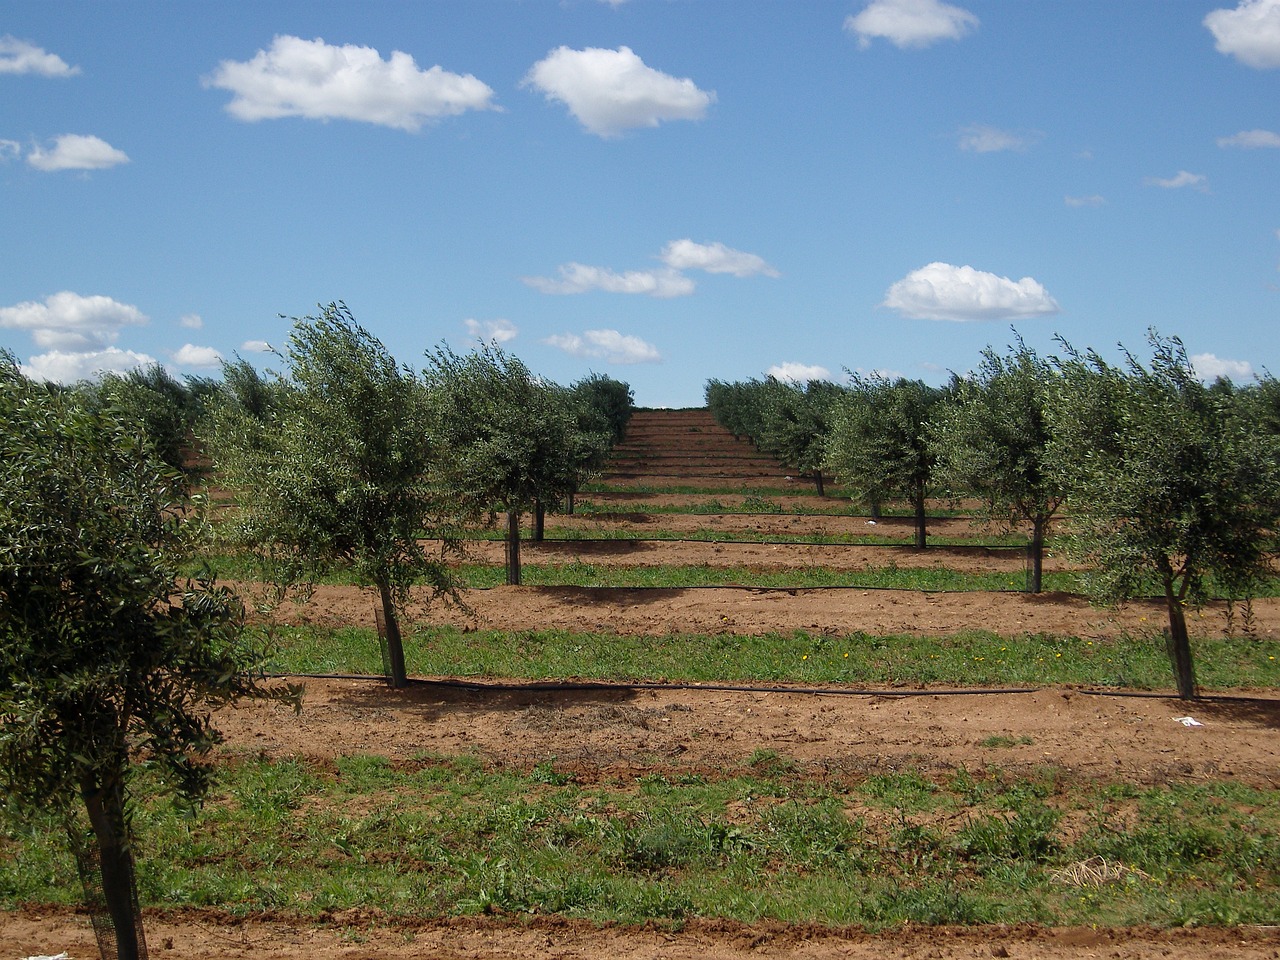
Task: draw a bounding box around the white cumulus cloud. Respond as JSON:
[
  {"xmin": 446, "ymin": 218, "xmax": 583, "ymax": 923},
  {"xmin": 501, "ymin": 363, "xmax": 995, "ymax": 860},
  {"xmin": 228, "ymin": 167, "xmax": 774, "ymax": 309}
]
[
  {"xmin": 1191, "ymin": 352, "xmax": 1254, "ymax": 381},
  {"xmin": 1143, "ymin": 170, "xmax": 1209, "ymax": 190},
  {"xmin": 464, "ymin": 318, "xmax": 518, "ymax": 343},
  {"xmin": 767, "ymin": 362, "xmax": 832, "ymax": 383},
  {"xmin": 882, "ymin": 262, "xmax": 1060, "ymax": 322},
  {"xmin": 205, "ymin": 35, "xmax": 497, "ymax": 131},
  {"xmin": 522, "ymin": 45, "xmax": 714, "ymax": 138},
  {"xmin": 0, "ymin": 292, "xmax": 148, "ymax": 350},
  {"xmin": 22, "ymin": 347, "xmax": 157, "ymax": 384},
  {"xmin": 957, "ymin": 124, "xmax": 1041, "ymax": 153},
  {"xmin": 0, "ymin": 36, "xmax": 79, "ymax": 77},
  {"xmin": 523, "ymin": 263, "xmax": 696, "ymax": 298},
  {"xmin": 172, "ymin": 343, "xmax": 223, "ymax": 368},
  {"xmin": 845, "ymin": 0, "xmax": 978, "ymax": 49},
  {"xmin": 1218, "ymin": 128, "xmax": 1280, "ymax": 148},
  {"xmin": 659, "ymin": 239, "xmax": 779, "ymax": 278},
  {"xmin": 27, "ymin": 134, "xmax": 129, "ymax": 171},
  {"xmin": 179, "ymin": 313, "xmax": 204, "ymax": 329},
  {"xmin": 1205, "ymin": 0, "xmax": 1280, "ymax": 68},
  {"xmin": 544, "ymin": 329, "xmax": 661, "ymax": 364},
  {"xmin": 239, "ymin": 339, "xmax": 272, "ymax": 353}
]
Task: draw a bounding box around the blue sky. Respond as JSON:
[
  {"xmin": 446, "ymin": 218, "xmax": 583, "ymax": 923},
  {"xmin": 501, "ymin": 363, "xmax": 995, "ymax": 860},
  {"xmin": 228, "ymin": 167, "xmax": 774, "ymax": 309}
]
[{"xmin": 2, "ymin": 0, "xmax": 1277, "ymax": 407}]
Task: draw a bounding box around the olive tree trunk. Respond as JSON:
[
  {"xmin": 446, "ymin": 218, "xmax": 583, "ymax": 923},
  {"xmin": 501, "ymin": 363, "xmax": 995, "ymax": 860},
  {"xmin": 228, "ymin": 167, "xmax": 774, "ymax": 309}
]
[
  {"xmin": 1164, "ymin": 581, "xmax": 1198, "ymax": 700},
  {"xmin": 1029, "ymin": 518, "xmax": 1047, "ymax": 594},
  {"xmin": 376, "ymin": 577, "xmax": 408, "ymax": 688},
  {"xmin": 506, "ymin": 510, "xmax": 522, "ymax": 585},
  {"xmin": 912, "ymin": 485, "xmax": 927, "ymax": 550},
  {"xmin": 79, "ymin": 778, "xmax": 145, "ymax": 960}
]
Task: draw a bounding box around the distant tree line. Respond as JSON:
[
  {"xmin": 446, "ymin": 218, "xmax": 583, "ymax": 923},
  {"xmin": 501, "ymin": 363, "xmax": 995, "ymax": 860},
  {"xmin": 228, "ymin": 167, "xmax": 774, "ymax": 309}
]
[{"xmin": 707, "ymin": 332, "xmax": 1280, "ymax": 701}]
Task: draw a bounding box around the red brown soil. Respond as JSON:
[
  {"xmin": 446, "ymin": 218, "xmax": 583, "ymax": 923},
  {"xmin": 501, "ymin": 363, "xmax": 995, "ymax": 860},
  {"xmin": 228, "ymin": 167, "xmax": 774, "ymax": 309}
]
[{"xmin": 8, "ymin": 410, "xmax": 1280, "ymax": 960}]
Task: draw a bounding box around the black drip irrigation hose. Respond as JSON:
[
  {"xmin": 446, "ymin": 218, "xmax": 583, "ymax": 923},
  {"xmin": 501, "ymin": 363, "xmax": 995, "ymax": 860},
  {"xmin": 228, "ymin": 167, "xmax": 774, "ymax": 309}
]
[
  {"xmin": 265, "ymin": 672, "xmax": 1036, "ymax": 698},
  {"xmin": 465, "ymin": 536, "xmax": 1028, "ymax": 551},
  {"xmin": 469, "ymin": 582, "xmax": 1033, "ymax": 595},
  {"xmin": 263, "ymin": 672, "xmax": 1278, "ymax": 704}
]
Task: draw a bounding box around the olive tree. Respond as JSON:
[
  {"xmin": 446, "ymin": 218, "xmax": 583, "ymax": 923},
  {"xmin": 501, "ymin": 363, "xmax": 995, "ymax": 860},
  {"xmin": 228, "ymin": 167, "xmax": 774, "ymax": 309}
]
[
  {"xmin": 0, "ymin": 357, "xmax": 288, "ymax": 960},
  {"xmin": 1046, "ymin": 333, "xmax": 1280, "ymax": 699},
  {"xmin": 931, "ymin": 340, "xmax": 1064, "ymax": 592},
  {"xmin": 824, "ymin": 376, "xmax": 944, "ymax": 548},
  {"xmin": 424, "ymin": 344, "xmax": 601, "ymax": 584},
  {"xmin": 206, "ymin": 304, "xmax": 455, "ymax": 688},
  {"xmin": 756, "ymin": 377, "xmax": 845, "ymax": 497}
]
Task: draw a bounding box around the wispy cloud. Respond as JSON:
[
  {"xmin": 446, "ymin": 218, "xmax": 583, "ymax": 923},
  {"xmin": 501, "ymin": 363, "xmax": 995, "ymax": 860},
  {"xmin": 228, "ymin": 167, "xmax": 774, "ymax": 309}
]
[
  {"xmin": 1204, "ymin": 0, "xmax": 1280, "ymax": 69},
  {"xmin": 523, "ymin": 263, "xmax": 695, "ymax": 298},
  {"xmin": 205, "ymin": 35, "xmax": 497, "ymax": 131},
  {"xmin": 464, "ymin": 318, "xmax": 518, "ymax": 343},
  {"xmin": 0, "ymin": 36, "xmax": 79, "ymax": 77},
  {"xmin": 845, "ymin": 0, "xmax": 978, "ymax": 50},
  {"xmin": 1143, "ymin": 170, "xmax": 1209, "ymax": 191},
  {"xmin": 882, "ymin": 262, "xmax": 1060, "ymax": 321},
  {"xmin": 522, "ymin": 46, "xmax": 714, "ymax": 138},
  {"xmin": 659, "ymin": 239, "xmax": 779, "ymax": 277},
  {"xmin": 526, "ymin": 239, "xmax": 776, "ymax": 299},
  {"xmin": 1217, "ymin": 128, "xmax": 1280, "ymax": 148},
  {"xmin": 544, "ymin": 329, "xmax": 661, "ymax": 364},
  {"xmin": 767, "ymin": 362, "xmax": 832, "ymax": 383},
  {"xmin": 1064, "ymin": 194, "xmax": 1106, "ymax": 208},
  {"xmin": 240, "ymin": 339, "xmax": 272, "ymax": 353},
  {"xmin": 957, "ymin": 124, "xmax": 1041, "ymax": 153},
  {"xmin": 179, "ymin": 313, "xmax": 204, "ymax": 330},
  {"xmin": 26, "ymin": 134, "xmax": 129, "ymax": 171}
]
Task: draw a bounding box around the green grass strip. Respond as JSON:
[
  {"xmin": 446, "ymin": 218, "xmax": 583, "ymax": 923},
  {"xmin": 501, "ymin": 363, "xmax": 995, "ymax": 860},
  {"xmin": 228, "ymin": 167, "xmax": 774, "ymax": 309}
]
[
  {"xmin": 259, "ymin": 624, "xmax": 1280, "ymax": 692},
  {"xmin": 3, "ymin": 758, "xmax": 1277, "ymax": 928}
]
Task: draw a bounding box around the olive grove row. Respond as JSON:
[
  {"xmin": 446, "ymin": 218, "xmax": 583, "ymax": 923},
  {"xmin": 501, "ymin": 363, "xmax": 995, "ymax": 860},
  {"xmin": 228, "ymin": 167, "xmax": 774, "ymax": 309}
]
[
  {"xmin": 0, "ymin": 303, "xmax": 633, "ymax": 960},
  {"xmin": 706, "ymin": 332, "xmax": 1280, "ymax": 701}
]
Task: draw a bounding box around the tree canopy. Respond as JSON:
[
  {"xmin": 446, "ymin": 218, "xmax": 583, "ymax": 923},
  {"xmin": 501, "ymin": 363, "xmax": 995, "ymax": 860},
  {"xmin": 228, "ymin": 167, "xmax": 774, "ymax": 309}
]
[
  {"xmin": 824, "ymin": 376, "xmax": 945, "ymax": 548},
  {"xmin": 424, "ymin": 344, "xmax": 612, "ymax": 583},
  {"xmin": 931, "ymin": 340, "xmax": 1063, "ymax": 592},
  {"xmin": 0, "ymin": 356, "xmax": 288, "ymax": 960},
  {"xmin": 1046, "ymin": 333, "xmax": 1280, "ymax": 698},
  {"xmin": 205, "ymin": 303, "xmax": 455, "ymax": 687}
]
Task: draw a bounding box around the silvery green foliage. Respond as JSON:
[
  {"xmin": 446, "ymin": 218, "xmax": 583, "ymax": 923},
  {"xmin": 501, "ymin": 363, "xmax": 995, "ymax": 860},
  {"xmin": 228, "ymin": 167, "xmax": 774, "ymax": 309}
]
[
  {"xmin": 823, "ymin": 376, "xmax": 945, "ymax": 548},
  {"xmin": 0, "ymin": 354, "xmax": 290, "ymax": 958},
  {"xmin": 1045, "ymin": 332, "xmax": 1280, "ymax": 697},
  {"xmin": 206, "ymin": 303, "xmax": 457, "ymax": 684},
  {"xmin": 930, "ymin": 339, "xmax": 1063, "ymax": 591},
  {"xmin": 424, "ymin": 343, "xmax": 610, "ymax": 518}
]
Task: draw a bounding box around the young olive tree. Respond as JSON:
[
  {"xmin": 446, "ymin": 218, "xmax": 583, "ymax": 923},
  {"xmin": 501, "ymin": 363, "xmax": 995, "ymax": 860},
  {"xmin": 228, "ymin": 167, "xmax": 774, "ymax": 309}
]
[
  {"xmin": 931, "ymin": 340, "xmax": 1064, "ymax": 592},
  {"xmin": 824, "ymin": 376, "xmax": 944, "ymax": 548},
  {"xmin": 425, "ymin": 344, "xmax": 598, "ymax": 584},
  {"xmin": 0, "ymin": 357, "xmax": 289, "ymax": 960},
  {"xmin": 205, "ymin": 304, "xmax": 455, "ymax": 688},
  {"xmin": 1046, "ymin": 333, "xmax": 1280, "ymax": 699},
  {"xmin": 705, "ymin": 378, "xmax": 768, "ymax": 445},
  {"xmin": 756, "ymin": 377, "xmax": 845, "ymax": 496}
]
